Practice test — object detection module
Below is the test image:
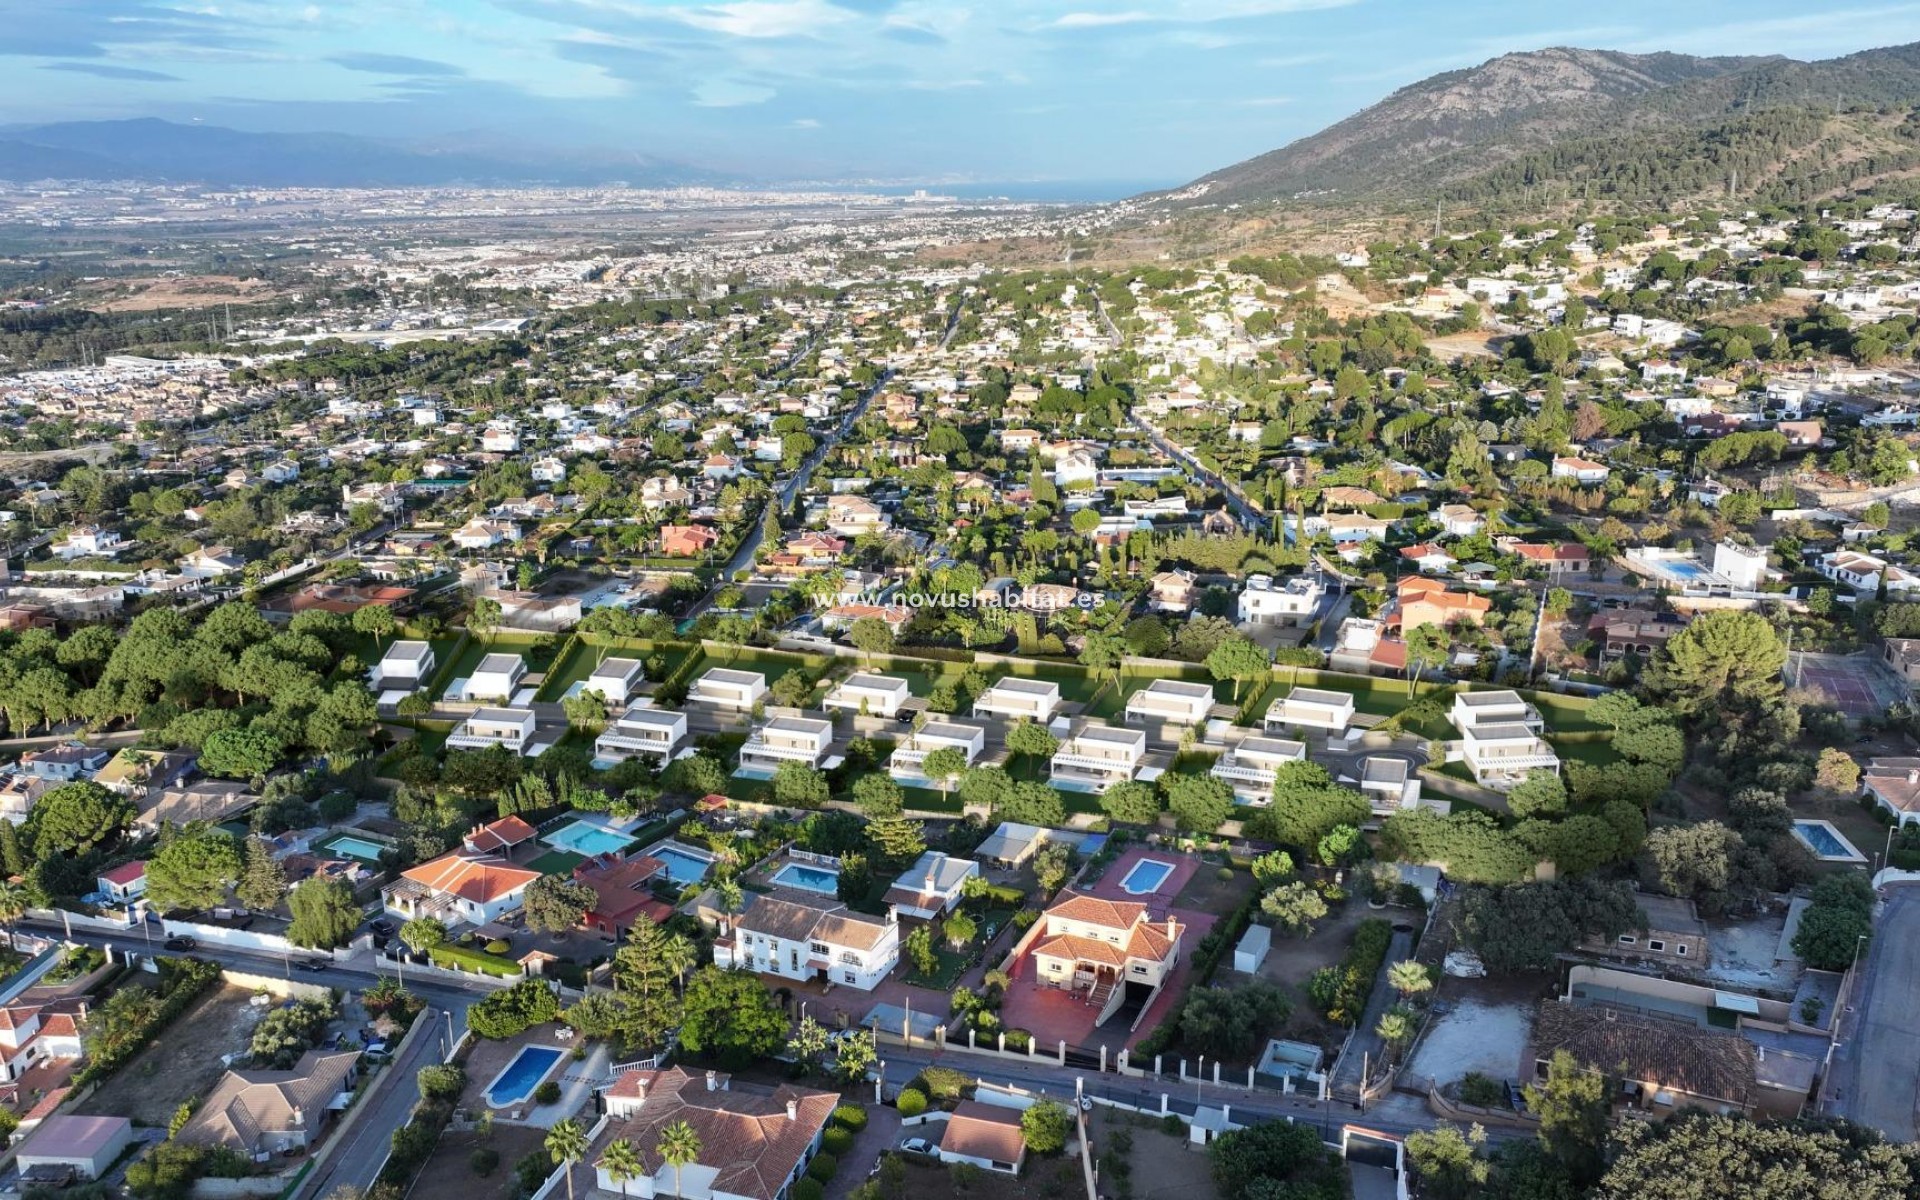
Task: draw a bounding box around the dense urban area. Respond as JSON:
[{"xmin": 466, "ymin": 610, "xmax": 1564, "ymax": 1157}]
[{"xmin": 7, "ymin": 144, "xmax": 1920, "ymax": 1200}]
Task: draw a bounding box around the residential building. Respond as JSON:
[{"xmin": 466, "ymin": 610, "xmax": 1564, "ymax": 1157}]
[
  {"xmin": 1594, "ymin": 610, "xmax": 1688, "ymax": 664},
  {"xmin": 1433, "ymin": 504, "xmax": 1484, "ymax": 536},
  {"xmin": 1263, "ymin": 687, "xmax": 1354, "ymax": 736},
  {"xmin": 1531, "ymin": 1001, "xmax": 1809, "ymax": 1121},
  {"xmin": 1449, "ymin": 691, "xmax": 1559, "ymax": 789},
  {"xmin": 688, "ymin": 668, "xmax": 768, "ymax": 711},
  {"xmin": 1713, "ymin": 540, "xmax": 1769, "ymax": 590},
  {"xmin": 825, "ymin": 495, "xmax": 889, "ymax": 537},
  {"xmin": 738, "ymin": 716, "xmax": 835, "ymax": 774},
  {"xmin": 1398, "ymin": 576, "xmax": 1491, "ymax": 629},
  {"xmin": 175, "ymin": 1050, "xmax": 362, "ymax": 1158},
  {"xmin": 938, "ymin": 1102, "xmax": 1027, "ymax": 1175},
  {"xmin": 1356, "ymin": 756, "xmax": 1424, "ymax": 814},
  {"xmin": 1551, "ymin": 455, "xmax": 1610, "ymax": 485},
  {"xmin": 1509, "ymin": 542, "xmax": 1592, "ymax": 577},
  {"xmin": 818, "ymin": 603, "xmax": 913, "ymax": 636},
  {"xmin": 1048, "ymin": 724, "xmax": 1148, "ymax": 793},
  {"xmin": 888, "ymin": 721, "xmax": 987, "ymax": 786},
  {"xmin": 462, "ymin": 815, "xmax": 537, "ymax": 856},
  {"xmin": 1210, "ymin": 736, "xmax": 1307, "ymax": 804},
  {"xmin": 821, "ymin": 673, "xmax": 911, "ymax": 718},
  {"xmin": 717, "ymin": 891, "xmax": 900, "ymax": 989},
  {"xmin": 371, "ymin": 641, "xmax": 435, "ymax": 692},
  {"xmin": 446, "ymin": 707, "xmax": 537, "ymax": 755},
  {"xmin": 595, "ymin": 707, "xmax": 689, "ymax": 763},
  {"xmin": 1821, "ymin": 550, "xmax": 1920, "ymax": 595},
  {"xmin": 584, "ymin": 657, "xmax": 646, "ymax": 705},
  {"xmin": 573, "ymin": 853, "xmax": 671, "ymax": 937},
  {"xmin": 17, "ymin": 745, "xmax": 111, "ymax": 782},
  {"xmin": 96, "ymin": 861, "xmax": 146, "ymax": 904},
  {"xmin": 1864, "ymin": 757, "xmax": 1920, "ymax": 827},
  {"xmin": 463, "ymin": 654, "xmax": 527, "ymax": 703},
  {"xmin": 884, "ymin": 850, "xmax": 981, "ymax": 921},
  {"xmin": 1147, "ymin": 570, "xmax": 1201, "ymax": 614},
  {"xmin": 592, "ymin": 1068, "xmax": 837, "ymax": 1200},
  {"xmin": 15, "ymin": 1115, "xmax": 135, "ymax": 1182},
  {"xmin": 1029, "ymin": 892, "xmax": 1183, "ymax": 1025},
  {"xmin": 1124, "ymin": 678, "xmax": 1215, "ymax": 726},
  {"xmin": 661, "ymin": 525, "xmax": 721, "ymax": 557},
  {"xmin": 1884, "ymin": 639, "xmax": 1920, "ymax": 686},
  {"xmin": 381, "ymin": 851, "xmax": 540, "ymax": 926},
  {"xmin": 1585, "ymin": 893, "xmax": 1709, "ymax": 966},
  {"xmin": 971, "ymin": 678, "xmax": 1061, "ymax": 722}
]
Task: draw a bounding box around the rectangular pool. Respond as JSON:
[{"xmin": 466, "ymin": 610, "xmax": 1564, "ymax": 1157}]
[
  {"xmin": 320, "ymin": 834, "xmax": 388, "ymax": 862},
  {"xmin": 771, "ymin": 862, "xmax": 840, "ymax": 895},
  {"xmin": 544, "ymin": 820, "xmax": 632, "ymax": 857},
  {"xmin": 649, "ymin": 842, "xmax": 715, "ymax": 884},
  {"xmin": 483, "ymin": 1045, "xmax": 566, "ymax": 1108},
  {"xmin": 1119, "ymin": 858, "xmax": 1175, "ymax": 895},
  {"xmin": 1791, "ymin": 820, "xmax": 1867, "ymax": 863}
]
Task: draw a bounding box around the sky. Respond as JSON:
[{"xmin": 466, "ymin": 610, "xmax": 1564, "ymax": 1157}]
[{"xmin": 8, "ymin": 0, "xmax": 1920, "ymax": 188}]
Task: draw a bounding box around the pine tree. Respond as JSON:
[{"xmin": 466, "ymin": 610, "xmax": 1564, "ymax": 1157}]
[
  {"xmin": 611, "ymin": 914, "xmax": 682, "ymax": 1049},
  {"xmin": 235, "ymin": 837, "xmax": 287, "ymax": 913}
]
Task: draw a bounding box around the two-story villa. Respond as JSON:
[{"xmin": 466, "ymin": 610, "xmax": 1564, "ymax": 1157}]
[
  {"xmin": 688, "ymin": 668, "xmax": 769, "ymax": 711},
  {"xmin": 888, "ymin": 721, "xmax": 988, "ymax": 786},
  {"xmin": 445, "ymin": 707, "xmax": 537, "ymax": 755},
  {"xmin": 1210, "ymin": 736, "xmax": 1308, "ymax": 804},
  {"xmin": 738, "ymin": 716, "xmax": 835, "ymax": 776},
  {"xmin": 821, "ymin": 673, "xmax": 911, "ymax": 719},
  {"xmin": 594, "ymin": 707, "xmax": 689, "ymax": 763},
  {"xmin": 971, "ymin": 678, "xmax": 1062, "ymax": 722},
  {"xmin": 1048, "ymin": 724, "xmax": 1148, "ymax": 793},
  {"xmin": 1124, "ymin": 679, "xmax": 1215, "ymax": 726},
  {"xmin": 1450, "ymin": 691, "xmax": 1560, "ymax": 790},
  {"xmin": 716, "ymin": 892, "xmax": 900, "ymax": 990}
]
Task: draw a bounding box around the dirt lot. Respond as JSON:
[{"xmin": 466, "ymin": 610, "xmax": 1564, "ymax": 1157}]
[
  {"xmin": 1403, "ymin": 973, "xmax": 1551, "ymax": 1093},
  {"xmin": 82, "ymin": 985, "xmax": 268, "ymax": 1127},
  {"xmin": 410, "ymin": 1124, "xmax": 547, "ymax": 1200},
  {"xmin": 1245, "ymin": 900, "xmax": 1391, "ymax": 1052},
  {"xmin": 894, "ymin": 1151, "xmax": 1083, "ymax": 1200},
  {"xmin": 1089, "ymin": 1107, "xmax": 1218, "ymax": 1200},
  {"xmin": 1171, "ymin": 863, "xmax": 1256, "ymax": 917},
  {"xmin": 87, "ymin": 275, "xmax": 282, "ymax": 312}
]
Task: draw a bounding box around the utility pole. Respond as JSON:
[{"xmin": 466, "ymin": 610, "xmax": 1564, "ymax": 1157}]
[{"xmin": 1433, "ymin": 199, "xmax": 1442, "ymax": 243}]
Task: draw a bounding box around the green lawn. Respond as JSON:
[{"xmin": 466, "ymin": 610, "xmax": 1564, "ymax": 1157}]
[
  {"xmin": 904, "ymin": 944, "xmax": 973, "ymax": 990},
  {"xmin": 527, "ymin": 850, "xmax": 585, "ymax": 876}
]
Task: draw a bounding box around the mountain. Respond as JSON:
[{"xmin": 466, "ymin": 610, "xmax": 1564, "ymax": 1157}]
[
  {"xmin": 1168, "ymin": 42, "xmax": 1920, "ymax": 211},
  {"xmin": 0, "ymin": 118, "xmax": 725, "ymax": 188}
]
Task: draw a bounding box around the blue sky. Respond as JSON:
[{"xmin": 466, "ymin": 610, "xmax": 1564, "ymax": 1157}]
[{"xmin": 8, "ymin": 0, "xmax": 1920, "ymax": 185}]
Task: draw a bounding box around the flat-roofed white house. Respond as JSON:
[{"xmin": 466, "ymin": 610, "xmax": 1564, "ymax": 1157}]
[
  {"xmin": 1356, "ymin": 756, "xmax": 1425, "ymax": 814},
  {"xmin": 446, "ymin": 707, "xmax": 537, "ymax": 755},
  {"xmin": 463, "ymin": 653, "xmax": 527, "ymax": 703},
  {"xmin": 972, "ymin": 677, "xmax": 1062, "ymax": 722},
  {"xmin": 888, "ymin": 721, "xmax": 987, "ymax": 786},
  {"xmin": 885, "ymin": 850, "xmax": 981, "ymax": 920},
  {"xmin": 1449, "ymin": 690, "xmax": 1559, "ymax": 789},
  {"xmin": 1264, "ymin": 687, "xmax": 1355, "ymax": 736},
  {"xmin": 739, "ymin": 716, "xmax": 835, "ymax": 774},
  {"xmin": 584, "ymin": 656, "xmax": 646, "ymax": 704},
  {"xmin": 1238, "ymin": 574, "xmax": 1324, "ymax": 627},
  {"xmin": 371, "ymin": 640, "xmax": 435, "ymax": 691},
  {"xmin": 689, "ymin": 668, "xmax": 768, "ymax": 711},
  {"xmin": 1124, "ymin": 678, "xmax": 1216, "ymax": 726},
  {"xmin": 1210, "ymin": 736, "xmax": 1307, "ymax": 804},
  {"xmin": 1049, "ymin": 724, "xmax": 1148, "ymax": 793},
  {"xmin": 822, "ymin": 673, "xmax": 911, "ymax": 718},
  {"xmin": 594, "ymin": 707, "xmax": 689, "ymax": 763}
]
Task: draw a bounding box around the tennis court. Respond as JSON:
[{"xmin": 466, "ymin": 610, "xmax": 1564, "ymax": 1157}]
[{"xmin": 1788, "ymin": 651, "xmax": 1909, "ymax": 719}]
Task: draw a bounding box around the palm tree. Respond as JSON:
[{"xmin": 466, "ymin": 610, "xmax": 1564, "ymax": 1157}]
[
  {"xmin": 600, "ymin": 1138, "xmax": 643, "ymax": 1199},
  {"xmin": 546, "ymin": 1118, "xmax": 589, "ymax": 1200},
  {"xmin": 1375, "ymin": 1008, "xmax": 1416, "ymax": 1055},
  {"xmin": 660, "ymin": 934, "xmax": 698, "ymax": 995},
  {"xmin": 657, "ymin": 1120, "xmax": 702, "ymax": 1200},
  {"xmin": 0, "ymin": 881, "xmax": 26, "ymax": 951},
  {"xmin": 1387, "ymin": 960, "xmax": 1432, "ymax": 1001}
]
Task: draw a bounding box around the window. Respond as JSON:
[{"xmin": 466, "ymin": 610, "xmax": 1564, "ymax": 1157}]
[
  {"xmin": 810, "ymin": 942, "xmax": 830, "ymax": 955},
  {"xmin": 1131, "ymin": 965, "xmax": 1149, "ymax": 975},
  {"xmin": 1675, "ymin": 943, "xmax": 1689, "ymax": 957},
  {"xmin": 841, "ymin": 971, "xmax": 857, "ymax": 985},
  {"xmin": 1648, "ymin": 940, "xmax": 1665, "ymax": 953},
  {"xmin": 1617, "ymin": 935, "xmax": 1637, "ymax": 946}
]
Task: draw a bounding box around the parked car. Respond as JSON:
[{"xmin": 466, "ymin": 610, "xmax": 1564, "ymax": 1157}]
[
  {"xmin": 294, "ymin": 958, "xmax": 329, "ymax": 973},
  {"xmin": 163, "ymin": 936, "xmax": 197, "ymax": 951},
  {"xmin": 897, "ymin": 1138, "xmax": 936, "ymax": 1159}
]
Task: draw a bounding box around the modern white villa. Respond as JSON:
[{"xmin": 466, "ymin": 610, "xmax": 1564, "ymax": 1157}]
[
  {"xmin": 888, "ymin": 721, "xmax": 988, "ymax": 786},
  {"xmin": 1264, "ymin": 687, "xmax": 1356, "ymax": 736},
  {"xmin": 370, "ymin": 640, "xmax": 435, "ymax": 691},
  {"xmin": 1210, "ymin": 736, "xmax": 1308, "ymax": 804},
  {"xmin": 1124, "ymin": 678, "xmax": 1216, "ymax": 726},
  {"xmin": 594, "ymin": 706, "xmax": 689, "ymax": 762},
  {"xmin": 1448, "ymin": 690, "xmax": 1560, "ymax": 789},
  {"xmin": 464, "ymin": 653, "xmax": 528, "ymax": 703},
  {"xmin": 972, "ymin": 677, "xmax": 1062, "ymax": 722},
  {"xmin": 445, "ymin": 707, "xmax": 537, "ymax": 755},
  {"xmin": 738, "ymin": 716, "xmax": 835, "ymax": 775},
  {"xmin": 584, "ymin": 656, "xmax": 646, "ymax": 704},
  {"xmin": 885, "ymin": 849, "xmax": 981, "ymax": 920},
  {"xmin": 821, "ymin": 673, "xmax": 911, "ymax": 718},
  {"xmin": 1356, "ymin": 756, "xmax": 1426, "ymax": 814},
  {"xmin": 1237, "ymin": 573, "xmax": 1325, "ymax": 626},
  {"xmin": 688, "ymin": 668, "xmax": 768, "ymax": 711},
  {"xmin": 1049, "ymin": 723, "xmax": 1148, "ymax": 792}
]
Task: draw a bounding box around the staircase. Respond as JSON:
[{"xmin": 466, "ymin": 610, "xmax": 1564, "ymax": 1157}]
[{"xmin": 1086, "ymin": 977, "xmax": 1116, "ymax": 1011}]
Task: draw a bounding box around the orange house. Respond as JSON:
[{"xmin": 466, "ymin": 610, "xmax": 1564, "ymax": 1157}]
[
  {"xmin": 660, "ymin": 525, "xmax": 720, "ymax": 557},
  {"xmin": 1397, "ymin": 576, "xmax": 1490, "ymax": 630}
]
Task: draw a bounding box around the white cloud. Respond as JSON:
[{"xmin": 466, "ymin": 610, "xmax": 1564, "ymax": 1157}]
[
  {"xmin": 1052, "ymin": 11, "xmax": 1154, "ymax": 28},
  {"xmin": 792, "ymin": 116, "xmax": 821, "ymax": 127},
  {"xmin": 693, "ymin": 77, "xmax": 776, "ymax": 105},
  {"xmin": 1232, "ymin": 95, "xmax": 1292, "ymax": 106},
  {"xmin": 678, "ymin": 0, "xmax": 851, "ymax": 39}
]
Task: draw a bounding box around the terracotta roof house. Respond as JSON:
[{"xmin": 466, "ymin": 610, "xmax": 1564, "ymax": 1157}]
[
  {"xmin": 1531, "ymin": 1002, "xmax": 1808, "ymax": 1120},
  {"xmin": 572, "ymin": 852, "xmax": 672, "ymax": 936},
  {"xmin": 661, "ymin": 525, "xmax": 721, "ymax": 557},
  {"xmin": 461, "ymin": 815, "xmax": 538, "ymax": 856},
  {"xmin": 380, "ymin": 851, "xmax": 539, "ymax": 927},
  {"xmin": 1029, "ymin": 892, "xmax": 1182, "ymax": 1026},
  {"xmin": 175, "ymin": 1050, "xmax": 361, "ymax": 1158},
  {"xmin": 593, "ymin": 1067, "xmax": 838, "ymax": 1200},
  {"xmin": 939, "ymin": 1101, "xmax": 1027, "ymax": 1174},
  {"xmin": 1864, "ymin": 757, "xmax": 1920, "ymax": 828},
  {"xmin": 1396, "ymin": 576, "xmax": 1490, "ymax": 630}
]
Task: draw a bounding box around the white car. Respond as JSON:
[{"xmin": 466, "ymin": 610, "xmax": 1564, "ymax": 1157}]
[{"xmin": 897, "ymin": 1138, "xmax": 936, "ymax": 1158}]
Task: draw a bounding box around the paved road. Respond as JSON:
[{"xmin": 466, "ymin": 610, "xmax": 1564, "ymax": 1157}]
[
  {"xmin": 1128, "ymin": 415, "xmax": 1269, "ymax": 534},
  {"xmin": 1829, "ymin": 885, "xmax": 1920, "ymax": 1140},
  {"xmin": 295, "ymin": 1002, "xmax": 454, "ymax": 1200},
  {"xmin": 1328, "ymin": 926, "xmax": 1415, "ymax": 1099}
]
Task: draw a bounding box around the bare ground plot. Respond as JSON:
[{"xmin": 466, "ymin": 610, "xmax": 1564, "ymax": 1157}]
[
  {"xmin": 1170, "ymin": 863, "xmax": 1257, "ymax": 918},
  {"xmin": 1244, "ymin": 901, "xmax": 1389, "ymax": 1052},
  {"xmin": 1403, "ymin": 983, "xmax": 1539, "ymax": 1094},
  {"xmin": 893, "ymin": 1151, "xmax": 1084, "ymax": 1200},
  {"xmin": 1702, "ymin": 912, "xmax": 1802, "ymax": 994},
  {"xmin": 408, "ymin": 1124, "xmax": 547, "ymax": 1200},
  {"xmin": 81, "ymin": 985, "xmax": 268, "ymax": 1127},
  {"xmin": 1090, "ymin": 1106, "xmax": 1219, "ymax": 1200}
]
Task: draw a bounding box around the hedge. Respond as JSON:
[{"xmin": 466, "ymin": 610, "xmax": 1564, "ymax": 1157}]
[
  {"xmin": 794, "ymin": 1179, "xmax": 825, "ymax": 1200},
  {"xmin": 831, "ymin": 1104, "xmax": 868, "ymax": 1132},
  {"xmin": 74, "ymin": 957, "xmax": 220, "ymax": 1087},
  {"xmin": 1309, "ymin": 918, "xmax": 1393, "ymax": 1027},
  {"xmin": 822, "ymin": 1128, "xmax": 854, "ymax": 1157},
  {"xmin": 807, "ymin": 1153, "xmax": 838, "ymax": 1183},
  {"xmin": 896, "ymin": 1088, "xmax": 927, "ymax": 1117}
]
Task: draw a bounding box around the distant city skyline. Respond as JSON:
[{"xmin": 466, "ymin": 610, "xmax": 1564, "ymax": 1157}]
[{"xmin": 8, "ymin": 0, "xmax": 1920, "ymax": 185}]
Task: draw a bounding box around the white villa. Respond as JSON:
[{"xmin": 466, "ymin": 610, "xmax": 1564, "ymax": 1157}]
[
  {"xmin": 1210, "ymin": 736, "xmax": 1308, "ymax": 804},
  {"xmin": 463, "ymin": 653, "xmax": 527, "ymax": 703},
  {"xmin": 821, "ymin": 673, "xmax": 911, "ymax": 719},
  {"xmin": 370, "ymin": 640, "xmax": 435, "ymax": 691},
  {"xmin": 717, "ymin": 891, "xmax": 900, "ymax": 990},
  {"xmin": 888, "ymin": 721, "xmax": 987, "ymax": 786},
  {"xmin": 739, "ymin": 716, "xmax": 835, "ymax": 774},
  {"xmin": 688, "ymin": 668, "xmax": 768, "ymax": 711},
  {"xmin": 446, "ymin": 707, "xmax": 537, "ymax": 755},
  {"xmin": 1356, "ymin": 756, "xmax": 1426, "ymax": 814},
  {"xmin": 971, "ymin": 678, "xmax": 1062, "ymax": 722},
  {"xmin": 1124, "ymin": 679, "xmax": 1216, "ymax": 726},
  {"xmin": 594, "ymin": 707, "xmax": 689, "ymax": 763},
  {"xmin": 1238, "ymin": 574, "xmax": 1325, "ymax": 626},
  {"xmin": 1049, "ymin": 724, "xmax": 1148, "ymax": 793},
  {"xmin": 1264, "ymin": 687, "xmax": 1355, "ymax": 736},
  {"xmin": 884, "ymin": 850, "xmax": 981, "ymax": 920},
  {"xmin": 1449, "ymin": 691, "xmax": 1560, "ymax": 790},
  {"xmin": 584, "ymin": 657, "xmax": 646, "ymax": 704}
]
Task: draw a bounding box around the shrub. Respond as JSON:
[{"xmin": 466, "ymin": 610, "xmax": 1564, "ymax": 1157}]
[
  {"xmin": 469, "ymin": 1148, "xmax": 500, "ymax": 1177},
  {"xmin": 807, "ymin": 1153, "xmax": 838, "ymax": 1182},
  {"xmin": 823, "ymin": 1128, "xmax": 854, "ymax": 1156},
  {"xmin": 533, "ymin": 1080, "xmax": 562, "ymax": 1105},
  {"xmin": 793, "ymin": 1180, "xmax": 825, "ymax": 1200},
  {"xmin": 832, "ymin": 1103, "xmax": 868, "ymax": 1132},
  {"xmin": 895, "ymin": 1088, "xmax": 927, "ymax": 1117},
  {"xmin": 486, "ymin": 939, "xmax": 511, "ymax": 955},
  {"xmin": 418, "ymin": 1064, "xmax": 466, "ymax": 1103},
  {"xmin": 467, "ymin": 979, "xmax": 562, "ymax": 1039},
  {"xmin": 1458, "ymin": 1072, "xmax": 1505, "ymax": 1108},
  {"xmin": 1310, "ymin": 919, "xmax": 1392, "ymax": 1026},
  {"xmin": 916, "ymin": 1065, "xmax": 970, "ymax": 1102}
]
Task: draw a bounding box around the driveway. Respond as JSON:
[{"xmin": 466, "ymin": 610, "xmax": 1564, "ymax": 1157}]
[
  {"xmin": 826, "ymin": 1103, "xmax": 902, "ymax": 1200},
  {"xmin": 1830, "ymin": 885, "xmax": 1920, "ymax": 1140}
]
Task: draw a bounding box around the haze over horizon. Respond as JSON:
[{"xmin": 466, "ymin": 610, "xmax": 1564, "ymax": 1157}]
[{"xmin": 9, "ymin": 0, "xmax": 1920, "ymax": 188}]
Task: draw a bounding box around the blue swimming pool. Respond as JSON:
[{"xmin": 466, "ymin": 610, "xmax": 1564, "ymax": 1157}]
[
  {"xmin": 484, "ymin": 1045, "xmax": 565, "ymax": 1108},
  {"xmin": 1119, "ymin": 858, "xmax": 1175, "ymax": 895},
  {"xmin": 544, "ymin": 820, "xmax": 632, "ymax": 857},
  {"xmin": 771, "ymin": 862, "xmax": 840, "ymax": 894},
  {"xmin": 1792, "ymin": 820, "xmax": 1865, "ymax": 862},
  {"xmin": 650, "ymin": 842, "xmax": 714, "ymax": 884}
]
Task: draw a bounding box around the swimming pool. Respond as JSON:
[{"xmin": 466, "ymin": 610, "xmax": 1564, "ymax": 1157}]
[
  {"xmin": 320, "ymin": 834, "xmax": 388, "ymax": 862},
  {"xmin": 1118, "ymin": 858, "xmax": 1175, "ymax": 895},
  {"xmin": 771, "ymin": 862, "xmax": 840, "ymax": 895},
  {"xmin": 544, "ymin": 820, "xmax": 632, "ymax": 857},
  {"xmin": 649, "ymin": 842, "xmax": 715, "ymax": 884},
  {"xmin": 1791, "ymin": 820, "xmax": 1867, "ymax": 863},
  {"xmin": 483, "ymin": 1045, "xmax": 566, "ymax": 1108}
]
